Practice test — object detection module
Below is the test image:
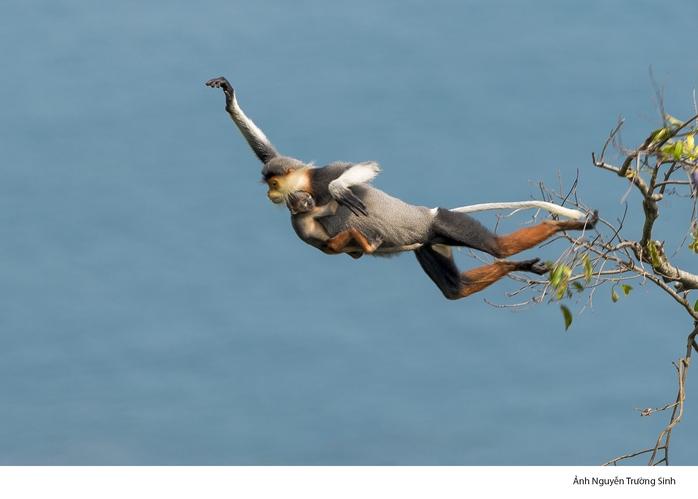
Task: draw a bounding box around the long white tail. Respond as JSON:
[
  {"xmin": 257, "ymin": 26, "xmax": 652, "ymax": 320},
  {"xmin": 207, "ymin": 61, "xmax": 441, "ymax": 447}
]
[{"xmin": 450, "ymin": 201, "xmax": 584, "ymax": 219}]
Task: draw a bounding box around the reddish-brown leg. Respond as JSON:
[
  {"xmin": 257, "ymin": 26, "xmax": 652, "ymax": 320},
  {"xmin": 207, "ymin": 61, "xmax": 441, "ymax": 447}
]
[
  {"xmin": 454, "ymin": 259, "xmax": 546, "ymax": 299},
  {"xmin": 415, "ymin": 243, "xmax": 548, "ymax": 300},
  {"xmin": 494, "ymin": 213, "xmax": 597, "ymax": 258},
  {"xmin": 323, "ymin": 228, "xmax": 382, "ymax": 255}
]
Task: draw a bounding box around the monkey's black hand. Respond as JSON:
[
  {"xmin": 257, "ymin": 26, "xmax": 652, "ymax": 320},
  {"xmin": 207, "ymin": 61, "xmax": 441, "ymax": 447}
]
[
  {"xmin": 205, "ymin": 77, "xmax": 235, "ymax": 100},
  {"xmin": 333, "ymin": 188, "xmax": 369, "ymax": 216},
  {"xmin": 515, "ymin": 258, "xmax": 550, "ymax": 276}
]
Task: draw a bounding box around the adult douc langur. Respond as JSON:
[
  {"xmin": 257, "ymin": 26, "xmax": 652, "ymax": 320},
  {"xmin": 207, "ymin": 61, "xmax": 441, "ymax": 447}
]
[{"xmin": 206, "ymin": 76, "xmax": 597, "ymax": 299}]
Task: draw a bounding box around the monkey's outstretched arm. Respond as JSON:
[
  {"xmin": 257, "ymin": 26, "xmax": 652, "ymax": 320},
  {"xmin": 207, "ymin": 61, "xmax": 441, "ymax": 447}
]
[
  {"xmin": 451, "ymin": 201, "xmax": 584, "ymax": 219},
  {"xmin": 205, "ymin": 77, "xmax": 279, "ymax": 165},
  {"xmin": 327, "ymin": 161, "xmax": 381, "ymax": 216}
]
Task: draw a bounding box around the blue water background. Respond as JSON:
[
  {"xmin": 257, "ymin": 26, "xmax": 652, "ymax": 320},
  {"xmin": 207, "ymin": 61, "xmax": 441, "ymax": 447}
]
[{"xmin": 1, "ymin": 0, "xmax": 697, "ymax": 464}]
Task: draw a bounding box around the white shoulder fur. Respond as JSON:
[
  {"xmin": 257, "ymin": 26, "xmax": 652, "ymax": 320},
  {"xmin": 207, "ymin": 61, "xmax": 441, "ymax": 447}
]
[{"xmin": 328, "ymin": 162, "xmax": 381, "ymax": 199}]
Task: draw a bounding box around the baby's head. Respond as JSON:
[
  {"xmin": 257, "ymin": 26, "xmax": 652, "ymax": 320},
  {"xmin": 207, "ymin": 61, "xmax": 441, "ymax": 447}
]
[{"xmin": 287, "ymin": 191, "xmax": 316, "ymax": 214}]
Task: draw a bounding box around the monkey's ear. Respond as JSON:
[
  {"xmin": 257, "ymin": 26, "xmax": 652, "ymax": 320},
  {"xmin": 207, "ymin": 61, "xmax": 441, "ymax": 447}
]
[{"xmin": 286, "ymin": 168, "xmax": 295, "ymax": 174}]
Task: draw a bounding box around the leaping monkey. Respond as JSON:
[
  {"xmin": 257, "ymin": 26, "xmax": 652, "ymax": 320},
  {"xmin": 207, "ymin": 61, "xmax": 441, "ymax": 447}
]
[{"xmin": 206, "ymin": 77, "xmax": 597, "ymax": 299}]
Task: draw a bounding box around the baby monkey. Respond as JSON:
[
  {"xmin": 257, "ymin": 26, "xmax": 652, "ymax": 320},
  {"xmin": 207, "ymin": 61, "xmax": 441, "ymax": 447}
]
[{"xmin": 287, "ymin": 190, "xmax": 382, "ymax": 259}]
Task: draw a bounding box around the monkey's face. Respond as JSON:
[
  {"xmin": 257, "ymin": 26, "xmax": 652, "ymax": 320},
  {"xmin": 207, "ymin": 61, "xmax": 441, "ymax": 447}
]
[
  {"xmin": 265, "ymin": 176, "xmax": 286, "ymax": 204},
  {"xmin": 265, "ymin": 168, "xmax": 311, "ymax": 205}
]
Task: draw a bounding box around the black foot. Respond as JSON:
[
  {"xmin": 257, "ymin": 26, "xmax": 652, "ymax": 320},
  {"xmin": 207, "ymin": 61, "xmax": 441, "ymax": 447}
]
[
  {"xmin": 515, "ymin": 257, "xmax": 550, "ymax": 275},
  {"xmin": 584, "ymin": 209, "xmax": 599, "ymax": 230},
  {"xmin": 562, "ymin": 209, "xmax": 599, "ymax": 231}
]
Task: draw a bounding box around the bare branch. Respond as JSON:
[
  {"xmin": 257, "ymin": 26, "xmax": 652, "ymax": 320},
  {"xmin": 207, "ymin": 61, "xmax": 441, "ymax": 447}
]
[{"xmin": 510, "ymin": 100, "xmax": 698, "ymax": 464}]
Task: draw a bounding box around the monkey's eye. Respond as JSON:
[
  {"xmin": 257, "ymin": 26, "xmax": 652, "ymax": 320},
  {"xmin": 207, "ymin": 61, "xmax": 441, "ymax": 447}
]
[{"xmin": 269, "ymin": 179, "xmax": 279, "ymax": 189}]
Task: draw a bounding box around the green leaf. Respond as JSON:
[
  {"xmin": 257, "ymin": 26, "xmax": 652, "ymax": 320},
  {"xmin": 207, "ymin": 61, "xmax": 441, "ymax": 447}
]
[
  {"xmin": 611, "ymin": 287, "xmax": 619, "ymax": 303},
  {"xmin": 650, "ymin": 127, "xmax": 671, "ymax": 143},
  {"xmin": 689, "ymin": 232, "xmax": 698, "ymax": 253},
  {"xmin": 582, "ymin": 254, "xmax": 593, "ymax": 283},
  {"xmin": 571, "ymin": 282, "xmax": 585, "ymax": 292},
  {"xmin": 549, "ymin": 265, "xmax": 572, "ymax": 300},
  {"xmin": 620, "ymin": 284, "xmax": 633, "ymax": 296},
  {"xmin": 660, "ymin": 142, "xmax": 676, "ymax": 155},
  {"xmin": 561, "ymin": 305, "xmax": 573, "ymax": 331},
  {"xmin": 694, "ymin": 299, "xmax": 698, "ymax": 312},
  {"xmin": 665, "ymin": 114, "xmax": 684, "ymax": 127},
  {"xmin": 549, "ymin": 266, "xmax": 563, "ymax": 288},
  {"xmin": 648, "ymin": 241, "xmax": 661, "ymax": 268},
  {"xmin": 673, "ymin": 141, "xmax": 684, "ymax": 159}
]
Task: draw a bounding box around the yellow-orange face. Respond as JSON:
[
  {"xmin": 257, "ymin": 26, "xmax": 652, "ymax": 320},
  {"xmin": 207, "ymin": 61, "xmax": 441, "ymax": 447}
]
[
  {"xmin": 265, "ymin": 176, "xmax": 285, "ymax": 204},
  {"xmin": 264, "ymin": 168, "xmax": 311, "ymax": 205}
]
